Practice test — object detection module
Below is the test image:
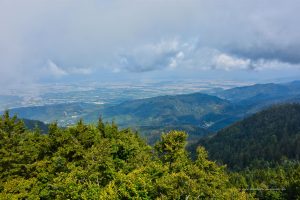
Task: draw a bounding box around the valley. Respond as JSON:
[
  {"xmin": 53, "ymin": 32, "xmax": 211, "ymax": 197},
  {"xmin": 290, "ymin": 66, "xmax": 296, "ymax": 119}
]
[{"xmin": 3, "ymin": 80, "xmax": 300, "ymax": 144}]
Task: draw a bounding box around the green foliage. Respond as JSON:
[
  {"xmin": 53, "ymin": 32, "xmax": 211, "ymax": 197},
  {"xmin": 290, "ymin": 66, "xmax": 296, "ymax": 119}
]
[
  {"xmin": 197, "ymin": 103, "xmax": 300, "ymax": 170},
  {"xmin": 193, "ymin": 103, "xmax": 300, "ymax": 200},
  {"xmin": 135, "ymin": 124, "xmax": 210, "ymax": 146},
  {"xmin": 0, "ymin": 112, "xmax": 247, "ymax": 199},
  {"xmin": 155, "ymin": 131, "xmax": 188, "ymax": 165},
  {"xmin": 229, "ymin": 162, "xmax": 300, "ymax": 200}
]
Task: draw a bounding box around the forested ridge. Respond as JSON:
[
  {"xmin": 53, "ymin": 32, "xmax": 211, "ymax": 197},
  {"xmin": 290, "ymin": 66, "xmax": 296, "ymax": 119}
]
[
  {"xmin": 195, "ymin": 103, "xmax": 300, "ymax": 199},
  {"xmin": 197, "ymin": 104, "xmax": 300, "ymax": 170}
]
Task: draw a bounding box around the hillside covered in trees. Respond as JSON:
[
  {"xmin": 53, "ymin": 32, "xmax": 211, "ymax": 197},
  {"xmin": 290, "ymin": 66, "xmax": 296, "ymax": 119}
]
[
  {"xmin": 194, "ymin": 104, "xmax": 300, "ymax": 199},
  {"xmin": 197, "ymin": 103, "xmax": 300, "ymax": 170},
  {"xmin": 0, "ymin": 111, "xmax": 247, "ymax": 199}
]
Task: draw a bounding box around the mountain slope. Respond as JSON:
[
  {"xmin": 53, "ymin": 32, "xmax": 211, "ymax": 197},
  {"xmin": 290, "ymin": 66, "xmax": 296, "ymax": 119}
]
[
  {"xmin": 101, "ymin": 93, "xmax": 232, "ymax": 128},
  {"xmin": 196, "ymin": 103, "xmax": 300, "ymax": 170},
  {"xmin": 215, "ymin": 81, "xmax": 300, "ymax": 117},
  {"xmin": 216, "ymin": 83, "xmax": 290, "ymax": 102},
  {"xmin": 102, "ymin": 81, "xmax": 300, "ymax": 130},
  {"xmin": 22, "ymin": 118, "xmax": 49, "ymax": 133}
]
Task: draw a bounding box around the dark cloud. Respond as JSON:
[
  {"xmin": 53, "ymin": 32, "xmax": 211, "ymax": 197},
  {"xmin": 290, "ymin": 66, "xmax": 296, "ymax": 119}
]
[
  {"xmin": 229, "ymin": 46, "xmax": 300, "ymax": 65},
  {"xmin": 117, "ymin": 39, "xmax": 181, "ymax": 72}
]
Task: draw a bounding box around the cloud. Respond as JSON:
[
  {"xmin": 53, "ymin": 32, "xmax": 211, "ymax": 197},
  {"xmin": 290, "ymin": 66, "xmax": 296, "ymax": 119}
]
[
  {"xmin": 0, "ymin": 0, "xmax": 300, "ymax": 85},
  {"xmin": 212, "ymin": 54, "xmax": 252, "ymax": 71},
  {"xmin": 46, "ymin": 60, "xmax": 68, "ymax": 77},
  {"xmin": 116, "ymin": 38, "xmax": 299, "ymax": 73},
  {"xmin": 117, "ymin": 39, "xmax": 183, "ymax": 72},
  {"xmin": 44, "ymin": 60, "xmax": 93, "ymax": 78}
]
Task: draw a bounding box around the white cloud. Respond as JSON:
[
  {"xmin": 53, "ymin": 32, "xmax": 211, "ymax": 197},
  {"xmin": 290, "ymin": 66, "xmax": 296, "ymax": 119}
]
[
  {"xmin": 169, "ymin": 51, "xmax": 185, "ymax": 68},
  {"xmin": 44, "ymin": 60, "xmax": 93, "ymax": 78},
  {"xmin": 47, "ymin": 60, "xmax": 68, "ymax": 77},
  {"xmin": 212, "ymin": 54, "xmax": 251, "ymax": 71}
]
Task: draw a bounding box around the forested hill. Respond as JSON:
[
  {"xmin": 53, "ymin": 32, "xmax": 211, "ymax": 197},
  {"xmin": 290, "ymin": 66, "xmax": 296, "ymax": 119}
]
[
  {"xmin": 196, "ymin": 103, "xmax": 300, "ymax": 170},
  {"xmin": 22, "ymin": 118, "xmax": 48, "ymax": 133},
  {"xmin": 215, "ymin": 81, "xmax": 300, "ymax": 102},
  {"xmin": 98, "ymin": 92, "xmax": 232, "ymax": 143},
  {"xmin": 216, "ymin": 83, "xmax": 289, "ymax": 102},
  {"xmin": 101, "ymin": 92, "xmax": 231, "ymax": 127}
]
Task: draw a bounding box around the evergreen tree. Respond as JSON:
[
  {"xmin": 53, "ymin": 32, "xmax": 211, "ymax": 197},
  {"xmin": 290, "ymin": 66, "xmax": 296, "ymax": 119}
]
[{"xmin": 0, "ymin": 113, "xmax": 252, "ymax": 199}]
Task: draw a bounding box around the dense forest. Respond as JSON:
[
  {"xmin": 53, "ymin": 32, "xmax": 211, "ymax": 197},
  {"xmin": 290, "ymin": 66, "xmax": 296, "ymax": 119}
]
[
  {"xmin": 1, "ymin": 104, "xmax": 300, "ymax": 199},
  {"xmin": 0, "ymin": 111, "xmax": 247, "ymax": 199},
  {"xmin": 195, "ymin": 103, "xmax": 300, "ymax": 199},
  {"xmin": 197, "ymin": 104, "xmax": 300, "ymax": 170}
]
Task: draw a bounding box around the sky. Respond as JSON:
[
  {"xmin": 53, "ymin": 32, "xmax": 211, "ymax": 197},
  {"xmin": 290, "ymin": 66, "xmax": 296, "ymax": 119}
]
[{"xmin": 1, "ymin": 0, "xmax": 300, "ymax": 90}]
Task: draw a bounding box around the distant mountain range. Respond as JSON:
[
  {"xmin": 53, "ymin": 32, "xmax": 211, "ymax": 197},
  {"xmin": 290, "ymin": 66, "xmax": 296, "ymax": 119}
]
[
  {"xmin": 215, "ymin": 81, "xmax": 300, "ymax": 114},
  {"xmin": 4, "ymin": 80, "xmax": 300, "ymax": 143},
  {"xmin": 195, "ymin": 103, "xmax": 300, "ymax": 170}
]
